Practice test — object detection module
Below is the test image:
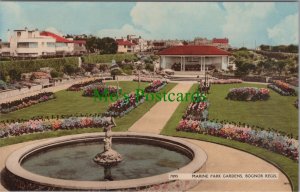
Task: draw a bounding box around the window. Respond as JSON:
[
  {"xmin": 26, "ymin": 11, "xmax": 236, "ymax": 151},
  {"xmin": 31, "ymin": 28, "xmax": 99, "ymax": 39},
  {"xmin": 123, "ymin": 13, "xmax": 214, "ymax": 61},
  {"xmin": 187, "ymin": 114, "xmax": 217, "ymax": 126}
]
[
  {"xmin": 17, "ymin": 32, "xmax": 21, "ymax": 37},
  {"xmin": 56, "ymin": 43, "xmax": 67, "ymax": 47},
  {"xmin": 17, "ymin": 42, "xmax": 38, "ymax": 48},
  {"xmin": 2, "ymin": 43, "xmax": 10, "ymax": 48},
  {"xmin": 187, "ymin": 57, "xmax": 200, "ymax": 62},
  {"xmin": 47, "ymin": 42, "xmax": 55, "ymax": 47}
]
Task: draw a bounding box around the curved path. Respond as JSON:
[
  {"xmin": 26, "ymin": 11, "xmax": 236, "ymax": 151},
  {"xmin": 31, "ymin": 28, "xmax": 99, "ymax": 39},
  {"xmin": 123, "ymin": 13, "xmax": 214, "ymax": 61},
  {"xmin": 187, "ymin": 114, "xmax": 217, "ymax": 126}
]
[
  {"xmin": 128, "ymin": 83, "xmax": 291, "ymax": 192},
  {"xmin": 0, "ymin": 82, "xmax": 292, "ymax": 191}
]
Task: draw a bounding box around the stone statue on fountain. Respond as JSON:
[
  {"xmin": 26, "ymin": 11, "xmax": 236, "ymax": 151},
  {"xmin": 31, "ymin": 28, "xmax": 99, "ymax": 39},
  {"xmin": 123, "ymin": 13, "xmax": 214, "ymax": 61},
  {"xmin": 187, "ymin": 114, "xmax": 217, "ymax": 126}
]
[{"xmin": 93, "ymin": 117, "xmax": 123, "ymax": 167}]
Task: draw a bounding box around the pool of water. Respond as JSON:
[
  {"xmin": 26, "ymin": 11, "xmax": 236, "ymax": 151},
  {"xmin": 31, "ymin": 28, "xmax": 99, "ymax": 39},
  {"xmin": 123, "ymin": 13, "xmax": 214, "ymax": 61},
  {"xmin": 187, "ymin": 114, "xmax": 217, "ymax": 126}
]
[{"xmin": 22, "ymin": 142, "xmax": 191, "ymax": 181}]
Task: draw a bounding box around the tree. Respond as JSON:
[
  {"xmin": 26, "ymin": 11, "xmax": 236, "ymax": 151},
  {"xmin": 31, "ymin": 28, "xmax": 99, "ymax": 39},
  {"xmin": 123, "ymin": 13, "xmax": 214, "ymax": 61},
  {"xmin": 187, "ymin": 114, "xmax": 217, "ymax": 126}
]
[
  {"xmin": 85, "ymin": 36, "xmax": 117, "ymax": 54},
  {"xmin": 259, "ymin": 44, "xmax": 270, "ymax": 51},
  {"xmin": 99, "ymin": 37, "xmax": 117, "ymax": 54},
  {"xmin": 86, "ymin": 36, "xmax": 98, "ymax": 53}
]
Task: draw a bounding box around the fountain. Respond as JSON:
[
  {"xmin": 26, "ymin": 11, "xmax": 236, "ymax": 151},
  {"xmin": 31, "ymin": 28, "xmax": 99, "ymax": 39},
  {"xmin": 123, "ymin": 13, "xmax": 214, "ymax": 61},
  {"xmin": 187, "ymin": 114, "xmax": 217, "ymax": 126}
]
[{"xmin": 3, "ymin": 117, "xmax": 207, "ymax": 191}]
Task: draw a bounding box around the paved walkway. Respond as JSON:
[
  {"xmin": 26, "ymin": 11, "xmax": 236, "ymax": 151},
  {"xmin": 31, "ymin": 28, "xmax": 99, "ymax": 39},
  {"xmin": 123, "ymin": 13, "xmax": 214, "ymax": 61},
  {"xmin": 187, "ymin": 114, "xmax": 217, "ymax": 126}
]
[
  {"xmin": 0, "ymin": 76, "xmax": 98, "ymax": 103},
  {"xmin": 129, "ymin": 83, "xmax": 193, "ymax": 134}
]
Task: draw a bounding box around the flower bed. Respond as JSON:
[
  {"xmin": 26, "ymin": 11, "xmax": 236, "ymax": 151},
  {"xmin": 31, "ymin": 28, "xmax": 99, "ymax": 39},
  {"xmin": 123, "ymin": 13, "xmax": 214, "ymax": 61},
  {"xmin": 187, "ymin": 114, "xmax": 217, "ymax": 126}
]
[
  {"xmin": 267, "ymin": 80, "xmax": 296, "ymax": 96},
  {"xmin": 0, "ymin": 116, "xmax": 113, "ymax": 138},
  {"xmin": 145, "ymin": 80, "xmax": 167, "ymax": 93},
  {"xmin": 82, "ymin": 83, "xmax": 121, "ymax": 97},
  {"xmin": 210, "ymin": 79, "xmax": 242, "ymax": 84},
  {"xmin": 226, "ymin": 87, "xmax": 270, "ymax": 101},
  {"xmin": 182, "ymin": 101, "xmax": 209, "ymax": 121},
  {"xmin": 0, "ymin": 92, "xmax": 55, "ymax": 114},
  {"xmin": 177, "ymin": 120, "xmax": 299, "ymax": 160},
  {"xmin": 103, "ymin": 92, "xmax": 145, "ymax": 117},
  {"xmin": 133, "ymin": 77, "xmax": 161, "ymax": 82},
  {"xmin": 67, "ymin": 79, "xmax": 103, "ymax": 91}
]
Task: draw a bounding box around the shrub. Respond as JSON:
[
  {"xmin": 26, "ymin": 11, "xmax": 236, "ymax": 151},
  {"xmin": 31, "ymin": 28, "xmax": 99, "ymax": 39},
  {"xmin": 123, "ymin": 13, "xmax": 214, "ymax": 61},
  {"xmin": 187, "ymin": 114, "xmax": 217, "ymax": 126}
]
[
  {"xmin": 50, "ymin": 70, "xmax": 64, "ymax": 78},
  {"xmin": 111, "ymin": 68, "xmax": 123, "ymax": 76},
  {"xmin": 145, "ymin": 63, "xmax": 154, "ymax": 71},
  {"xmin": 0, "ymin": 57, "xmax": 78, "ymax": 81}
]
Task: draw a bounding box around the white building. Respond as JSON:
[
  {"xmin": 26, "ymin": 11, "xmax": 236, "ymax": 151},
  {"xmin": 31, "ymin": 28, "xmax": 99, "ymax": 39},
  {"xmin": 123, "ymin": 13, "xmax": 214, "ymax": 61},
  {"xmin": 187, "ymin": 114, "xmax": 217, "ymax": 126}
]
[
  {"xmin": 116, "ymin": 35, "xmax": 148, "ymax": 53},
  {"xmin": 5, "ymin": 28, "xmax": 56, "ymax": 57},
  {"xmin": 192, "ymin": 37, "xmax": 230, "ymax": 50},
  {"xmin": 158, "ymin": 45, "xmax": 231, "ymax": 71},
  {"xmin": 0, "ymin": 28, "xmax": 86, "ymax": 57},
  {"xmin": 116, "ymin": 38, "xmax": 136, "ymax": 53}
]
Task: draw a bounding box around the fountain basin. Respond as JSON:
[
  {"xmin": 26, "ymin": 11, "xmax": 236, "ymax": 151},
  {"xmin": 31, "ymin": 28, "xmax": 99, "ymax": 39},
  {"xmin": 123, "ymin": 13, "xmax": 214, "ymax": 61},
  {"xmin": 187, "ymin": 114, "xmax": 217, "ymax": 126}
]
[{"xmin": 4, "ymin": 132, "xmax": 207, "ymax": 191}]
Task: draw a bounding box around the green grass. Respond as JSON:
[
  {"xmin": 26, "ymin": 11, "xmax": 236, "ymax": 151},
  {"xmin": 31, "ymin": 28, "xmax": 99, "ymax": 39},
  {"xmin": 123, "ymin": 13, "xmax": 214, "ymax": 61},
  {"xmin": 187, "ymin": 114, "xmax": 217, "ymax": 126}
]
[
  {"xmin": 0, "ymin": 81, "xmax": 169, "ymax": 121},
  {"xmin": 0, "ymin": 81, "xmax": 176, "ymax": 145},
  {"xmin": 208, "ymin": 83, "xmax": 298, "ymax": 137},
  {"xmin": 161, "ymin": 83, "xmax": 298, "ymax": 191}
]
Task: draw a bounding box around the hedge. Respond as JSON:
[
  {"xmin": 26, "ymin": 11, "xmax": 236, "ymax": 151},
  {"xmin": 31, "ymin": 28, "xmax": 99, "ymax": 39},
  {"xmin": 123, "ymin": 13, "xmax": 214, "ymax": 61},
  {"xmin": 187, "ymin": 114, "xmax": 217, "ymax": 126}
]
[
  {"xmin": 82, "ymin": 53, "xmax": 137, "ymax": 65},
  {"xmin": 0, "ymin": 57, "xmax": 79, "ymax": 80}
]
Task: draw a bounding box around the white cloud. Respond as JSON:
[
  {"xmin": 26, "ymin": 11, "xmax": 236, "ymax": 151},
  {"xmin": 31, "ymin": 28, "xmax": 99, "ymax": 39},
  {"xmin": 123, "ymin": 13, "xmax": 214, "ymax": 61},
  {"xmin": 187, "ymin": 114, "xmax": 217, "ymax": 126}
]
[
  {"xmin": 130, "ymin": 2, "xmax": 225, "ymax": 39},
  {"xmin": 267, "ymin": 13, "xmax": 298, "ymax": 45},
  {"xmin": 97, "ymin": 24, "xmax": 149, "ymax": 39},
  {"xmin": 222, "ymin": 2, "xmax": 276, "ymax": 47},
  {"xmin": 97, "ymin": 2, "xmax": 226, "ymax": 40}
]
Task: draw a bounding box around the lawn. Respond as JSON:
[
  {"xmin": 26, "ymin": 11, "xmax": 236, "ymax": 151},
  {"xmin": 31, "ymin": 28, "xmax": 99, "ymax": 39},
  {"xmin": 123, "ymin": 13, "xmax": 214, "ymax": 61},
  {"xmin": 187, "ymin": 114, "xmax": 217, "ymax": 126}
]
[
  {"xmin": 0, "ymin": 81, "xmax": 176, "ymax": 134},
  {"xmin": 208, "ymin": 83, "xmax": 298, "ymax": 137},
  {"xmin": 161, "ymin": 83, "xmax": 298, "ymax": 191}
]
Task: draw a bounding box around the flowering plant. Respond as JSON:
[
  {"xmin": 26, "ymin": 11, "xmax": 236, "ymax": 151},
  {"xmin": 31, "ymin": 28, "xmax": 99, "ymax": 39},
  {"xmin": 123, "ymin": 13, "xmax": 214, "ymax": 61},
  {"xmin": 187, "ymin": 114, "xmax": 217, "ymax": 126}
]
[
  {"xmin": 145, "ymin": 80, "xmax": 167, "ymax": 93},
  {"xmin": 183, "ymin": 101, "xmax": 209, "ymax": 121},
  {"xmin": 226, "ymin": 87, "xmax": 270, "ymax": 101},
  {"xmin": 103, "ymin": 92, "xmax": 145, "ymax": 117},
  {"xmin": 82, "ymin": 83, "xmax": 121, "ymax": 97},
  {"xmin": 267, "ymin": 80, "xmax": 296, "ymax": 96},
  {"xmin": 0, "ymin": 92, "xmax": 55, "ymax": 114},
  {"xmin": 0, "ymin": 116, "xmax": 113, "ymax": 138},
  {"xmin": 210, "ymin": 79, "xmax": 242, "ymax": 84},
  {"xmin": 67, "ymin": 79, "xmax": 103, "ymax": 91},
  {"xmin": 177, "ymin": 120, "xmax": 299, "ymax": 160}
]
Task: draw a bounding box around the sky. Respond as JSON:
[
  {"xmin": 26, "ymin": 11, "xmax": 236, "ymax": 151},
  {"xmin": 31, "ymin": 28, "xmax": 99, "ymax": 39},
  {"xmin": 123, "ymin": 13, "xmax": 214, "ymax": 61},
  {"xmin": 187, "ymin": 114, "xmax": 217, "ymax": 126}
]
[{"xmin": 0, "ymin": 2, "xmax": 298, "ymax": 48}]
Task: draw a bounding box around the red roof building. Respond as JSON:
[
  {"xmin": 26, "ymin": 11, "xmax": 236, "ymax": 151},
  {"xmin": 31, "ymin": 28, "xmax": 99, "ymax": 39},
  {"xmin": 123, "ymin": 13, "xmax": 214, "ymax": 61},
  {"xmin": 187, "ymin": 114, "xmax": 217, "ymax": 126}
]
[
  {"xmin": 157, "ymin": 45, "xmax": 230, "ymax": 72},
  {"xmin": 40, "ymin": 31, "xmax": 72, "ymax": 43},
  {"xmin": 116, "ymin": 39, "xmax": 136, "ymax": 53},
  {"xmin": 116, "ymin": 39, "xmax": 135, "ymax": 46},
  {"xmin": 158, "ymin": 45, "xmax": 230, "ymax": 56},
  {"xmin": 40, "ymin": 31, "xmax": 86, "ymax": 45}
]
